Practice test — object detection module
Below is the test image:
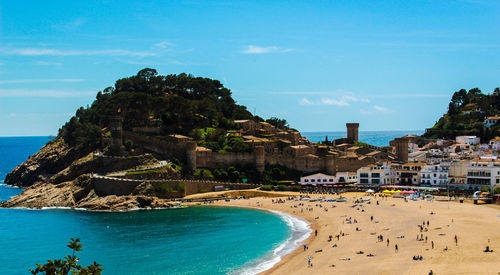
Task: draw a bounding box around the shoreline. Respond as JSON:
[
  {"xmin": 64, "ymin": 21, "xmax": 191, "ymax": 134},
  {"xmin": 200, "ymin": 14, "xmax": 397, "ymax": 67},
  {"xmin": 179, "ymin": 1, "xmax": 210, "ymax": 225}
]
[
  {"xmin": 197, "ymin": 204, "xmax": 313, "ymax": 275},
  {"xmin": 213, "ymin": 192, "xmax": 500, "ymax": 274}
]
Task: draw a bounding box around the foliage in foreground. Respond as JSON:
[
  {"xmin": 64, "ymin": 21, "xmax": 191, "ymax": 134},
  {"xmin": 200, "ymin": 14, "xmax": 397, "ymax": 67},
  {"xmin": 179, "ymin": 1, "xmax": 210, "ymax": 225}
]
[{"xmin": 30, "ymin": 238, "xmax": 103, "ymax": 275}]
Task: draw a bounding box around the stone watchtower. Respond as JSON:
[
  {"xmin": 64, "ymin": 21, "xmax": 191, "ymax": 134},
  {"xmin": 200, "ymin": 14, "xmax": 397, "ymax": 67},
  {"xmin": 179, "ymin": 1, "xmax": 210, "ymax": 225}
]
[
  {"xmin": 346, "ymin": 123, "xmax": 359, "ymax": 144},
  {"xmin": 186, "ymin": 141, "xmax": 197, "ymax": 171},
  {"xmin": 394, "ymin": 137, "xmax": 409, "ymax": 163},
  {"xmin": 109, "ymin": 116, "xmax": 123, "ymax": 150},
  {"xmin": 254, "ymin": 146, "xmax": 265, "ymax": 173}
]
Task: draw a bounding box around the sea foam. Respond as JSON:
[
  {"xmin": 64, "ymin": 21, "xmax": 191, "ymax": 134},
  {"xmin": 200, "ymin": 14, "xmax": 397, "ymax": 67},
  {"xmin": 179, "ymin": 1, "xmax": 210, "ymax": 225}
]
[{"xmin": 234, "ymin": 209, "xmax": 311, "ymax": 275}]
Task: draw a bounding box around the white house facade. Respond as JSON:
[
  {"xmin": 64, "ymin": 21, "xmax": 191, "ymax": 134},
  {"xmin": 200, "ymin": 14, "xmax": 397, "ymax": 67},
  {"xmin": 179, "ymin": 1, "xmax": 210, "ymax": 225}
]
[
  {"xmin": 357, "ymin": 164, "xmax": 395, "ymax": 185},
  {"xmin": 420, "ymin": 163, "xmax": 449, "ymax": 186},
  {"xmin": 466, "ymin": 157, "xmax": 500, "ymax": 190},
  {"xmin": 300, "ymin": 172, "xmax": 356, "ymax": 185},
  {"xmin": 456, "ymin": 136, "xmax": 480, "ymax": 146}
]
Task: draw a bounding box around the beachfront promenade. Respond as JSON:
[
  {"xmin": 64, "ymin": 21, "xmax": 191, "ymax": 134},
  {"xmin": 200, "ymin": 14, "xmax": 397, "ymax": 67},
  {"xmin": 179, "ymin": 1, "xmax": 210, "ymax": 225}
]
[{"xmin": 213, "ymin": 192, "xmax": 500, "ymax": 274}]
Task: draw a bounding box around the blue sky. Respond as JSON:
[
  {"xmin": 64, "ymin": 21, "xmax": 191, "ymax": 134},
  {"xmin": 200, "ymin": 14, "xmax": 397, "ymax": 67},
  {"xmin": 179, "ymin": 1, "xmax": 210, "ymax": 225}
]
[{"xmin": 1, "ymin": 0, "xmax": 500, "ymax": 136}]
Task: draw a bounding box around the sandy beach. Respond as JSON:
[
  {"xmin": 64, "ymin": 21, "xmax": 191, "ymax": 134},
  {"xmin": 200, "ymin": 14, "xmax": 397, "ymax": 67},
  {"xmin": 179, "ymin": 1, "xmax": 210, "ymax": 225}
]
[{"xmin": 202, "ymin": 192, "xmax": 500, "ymax": 274}]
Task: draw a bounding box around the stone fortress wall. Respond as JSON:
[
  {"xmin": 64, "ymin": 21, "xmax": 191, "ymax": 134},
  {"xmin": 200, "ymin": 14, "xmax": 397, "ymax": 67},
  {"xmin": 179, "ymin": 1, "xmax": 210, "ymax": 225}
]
[
  {"xmin": 122, "ymin": 122, "xmax": 403, "ymax": 177},
  {"xmin": 91, "ymin": 175, "xmax": 257, "ymax": 198}
]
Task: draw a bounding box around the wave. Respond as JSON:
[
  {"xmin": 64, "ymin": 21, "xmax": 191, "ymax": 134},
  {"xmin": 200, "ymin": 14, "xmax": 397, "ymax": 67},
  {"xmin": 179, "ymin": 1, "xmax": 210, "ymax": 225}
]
[
  {"xmin": 5, "ymin": 205, "xmax": 188, "ymax": 212},
  {"xmin": 233, "ymin": 209, "xmax": 311, "ymax": 275},
  {"xmin": 0, "ymin": 183, "xmax": 22, "ymax": 189}
]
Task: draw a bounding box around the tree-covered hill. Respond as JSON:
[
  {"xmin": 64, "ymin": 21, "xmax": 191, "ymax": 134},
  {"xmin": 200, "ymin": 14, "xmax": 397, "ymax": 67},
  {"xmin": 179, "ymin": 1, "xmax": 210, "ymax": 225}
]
[
  {"xmin": 58, "ymin": 68, "xmax": 263, "ymax": 153},
  {"xmin": 424, "ymin": 87, "xmax": 500, "ymax": 140}
]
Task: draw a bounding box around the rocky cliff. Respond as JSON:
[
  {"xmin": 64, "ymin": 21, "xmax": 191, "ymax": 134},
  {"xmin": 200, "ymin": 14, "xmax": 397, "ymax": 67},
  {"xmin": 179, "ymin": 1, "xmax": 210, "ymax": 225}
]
[
  {"xmin": 1, "ymin": 175, "xmax": 176, "ymax": 211},
  {"xmin": 2, "ymin": 137, "xmax": 181, "ymax": 210},
  {"xmin": 5, "ymin": 138, "xmax": 81, "ymax": 187}
]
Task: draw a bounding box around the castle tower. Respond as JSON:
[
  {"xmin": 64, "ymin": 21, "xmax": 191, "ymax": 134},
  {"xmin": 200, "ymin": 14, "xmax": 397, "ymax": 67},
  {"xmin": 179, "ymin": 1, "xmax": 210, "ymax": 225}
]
[
  {"xmin": 254, "ymin": 146, "xmax": 265, "ymax": 173},
  {"xmin": 394, "ymin": 137, "xmax": 409, "ymax": 163},
  {"xmin": 186, "ymin": 141, "xmax": 197, "ymax": 171},
  {"xmin": 109, "ymin": 115, "xmax": 123, "ymax": 150},
  {"xmin": 325, "ymin": 155, "xmax": 336, "ymax": 175},
  {"xmin": 346, "ymin": 123, "xmax": 359, "ymax": 143}
]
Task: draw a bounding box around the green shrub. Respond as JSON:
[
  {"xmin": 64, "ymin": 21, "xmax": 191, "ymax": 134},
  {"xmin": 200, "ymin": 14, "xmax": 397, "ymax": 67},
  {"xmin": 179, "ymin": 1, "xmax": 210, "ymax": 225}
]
[
  {"xmin": 260, "ymin": 185, "xmax": 273, "ymax": 191},
  {"xmin": 290, "ymin": 185, "xmax": 301, "ymax": 192},
  {"xmin": 277, "ymin": 185, "xmax": 287, "ymax": 191},
  {"xmin": 176, "ymin": 183, "xmax": 185, "ymax": 193},
  {"xmin": 157, "ymin": 183, "xmax": 173, "ymax": 194}
]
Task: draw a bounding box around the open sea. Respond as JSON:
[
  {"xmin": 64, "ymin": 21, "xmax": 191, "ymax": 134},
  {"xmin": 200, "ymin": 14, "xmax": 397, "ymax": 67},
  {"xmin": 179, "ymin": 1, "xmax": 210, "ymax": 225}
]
[
  {"xmin": 303, "ymin": 130, "xmax": 424, "ymax": 147},
  {"xmin": 0, "ymin": 131, "xmax": 418, "ymax": 274}
]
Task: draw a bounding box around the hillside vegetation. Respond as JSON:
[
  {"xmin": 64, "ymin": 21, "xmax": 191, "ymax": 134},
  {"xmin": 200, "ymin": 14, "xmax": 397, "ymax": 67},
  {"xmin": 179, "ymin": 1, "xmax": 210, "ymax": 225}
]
[
  {"xmin": 59, "ymin": 68, "xmax": 259, "ymax": 151},
  {"xmin": 424, "ymin": 88, "xmax": 500, "ymax": 140}
]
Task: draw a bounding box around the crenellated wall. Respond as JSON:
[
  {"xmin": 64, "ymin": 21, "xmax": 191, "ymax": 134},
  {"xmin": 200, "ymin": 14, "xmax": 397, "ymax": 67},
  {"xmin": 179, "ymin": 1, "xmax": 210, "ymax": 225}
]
[{"xmin": 191, "ymin": 143, "xmax": 376, "ymax": 174}]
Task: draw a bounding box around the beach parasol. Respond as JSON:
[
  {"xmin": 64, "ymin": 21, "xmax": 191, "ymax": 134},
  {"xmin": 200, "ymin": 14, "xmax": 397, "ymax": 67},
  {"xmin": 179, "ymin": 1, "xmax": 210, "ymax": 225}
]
[
  {"xmin": 366, "ymin": 189, "xmax": 375, "ymax": 193},
  {"xmin": 382, "ymin": 190, "xmax": 391, "ymax": 193}
]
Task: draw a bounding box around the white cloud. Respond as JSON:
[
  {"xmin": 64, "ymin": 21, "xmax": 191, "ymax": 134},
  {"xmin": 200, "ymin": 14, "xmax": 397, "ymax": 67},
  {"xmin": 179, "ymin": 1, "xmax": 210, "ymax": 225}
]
[
  {"xmin": 360, "ymin": 105, "xmax": 394, "ymax": 115},
  {"xmin": 0, "ymin": 79, "xmax": 84, "ymax": 84},
  {"xmin": 241, "ymin": 45, "xmax": 292, "ymax": 54},
  {"xmin": 320, "ymin": 98, "xmax": 350, "ymax": 106},
  {"xmin": 153, "ymin": 41, "xmax": 174, "ymax": 49},
  {"xmin": 370, "ymin": 93, "xmax": 449, "ymax": 98},
  {"xmin": 34, "ymin": 61, "xmax": 63, "ymax": 66},
  {"xmin": 0, "ymin": 48, "xmax": 155, "ymax": 57},
  {"xmin": 374, "ymin": 105, "xmax": 392, "ymax": 113},
  {"xmin": 0, "ymin": 89, "xmax": 96, "ymax": 97},
  {"xmin": 299, "ymin": 98, "xmax": 314, "ymax": 105},
  {"xmin": 54, "ymin": 18, "xmax": 87, "ymax": 31},
  {"xmin": 299, "ymin": 95, "xmax": 370, "ymax": 106}
]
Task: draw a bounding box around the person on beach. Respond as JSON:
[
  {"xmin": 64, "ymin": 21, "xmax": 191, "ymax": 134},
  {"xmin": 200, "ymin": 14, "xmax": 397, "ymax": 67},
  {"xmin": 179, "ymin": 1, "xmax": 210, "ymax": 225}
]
[
  {"xmin": 395, "ymin": 244, "xmax": 398, "ymax": 252},
  {"xmin": 315, "ymin": 229, "xmax": 318, "ymax": 237},
  {"xmin": 431, "ymin": 241, "xmax": 434, "ymax": 249},
  {"xmin": 387, "ymin": 239, "xmax": 390, "ymax": 247},
  {"xmin": 455, "ymin": 235, "xmax": 458, "ymax": 246}
]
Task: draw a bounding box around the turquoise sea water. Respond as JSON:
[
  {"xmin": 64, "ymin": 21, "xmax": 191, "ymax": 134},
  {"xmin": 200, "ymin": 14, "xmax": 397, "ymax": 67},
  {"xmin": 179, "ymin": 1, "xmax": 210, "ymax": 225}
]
[
  {"xmin": 0, "ymin": 137, "xmax": 298, "ymax": 275},
  {"xmin": 0, "ymin": 131, "xmax": 418, "ymax": 274},
  {"xmin": 303, "ymin": 130, "xmax": 424, "ymax": 147}
]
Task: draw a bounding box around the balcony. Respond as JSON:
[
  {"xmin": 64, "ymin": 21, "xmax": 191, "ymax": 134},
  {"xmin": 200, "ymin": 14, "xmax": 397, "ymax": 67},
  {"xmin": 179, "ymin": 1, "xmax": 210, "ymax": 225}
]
[{"xmin": 467, "ymin": 172, "xmax": 491, "ymax": 177}]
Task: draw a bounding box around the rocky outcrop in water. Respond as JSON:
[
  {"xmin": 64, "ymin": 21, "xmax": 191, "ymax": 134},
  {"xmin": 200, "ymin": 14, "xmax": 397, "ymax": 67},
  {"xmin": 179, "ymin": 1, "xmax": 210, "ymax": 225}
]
[
  {"xmin": 1, "ymin": 175, "xmax": 176, "ymax": 211},
  {"xmin": 5, "ymin": 138, "xmax": 80, "ymax": 187}
]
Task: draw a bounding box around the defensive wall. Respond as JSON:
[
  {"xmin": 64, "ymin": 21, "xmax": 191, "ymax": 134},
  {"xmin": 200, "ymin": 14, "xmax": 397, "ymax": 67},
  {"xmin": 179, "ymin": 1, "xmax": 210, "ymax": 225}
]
[
  {"xmin": 91, "ymin": 175, "xmax": 258, "ymax": 198},
  {"xmin": 192, "ymin": 143, "xmax": 375, "ymax": 174}
]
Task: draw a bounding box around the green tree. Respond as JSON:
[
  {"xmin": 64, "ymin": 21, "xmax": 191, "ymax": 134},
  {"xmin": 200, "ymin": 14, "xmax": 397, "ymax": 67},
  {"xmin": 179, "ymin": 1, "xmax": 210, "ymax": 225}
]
[
  {"xmin": 31, "ymin": 238, "xmax": 103, "ymax": 275},
  {"xmin": 265, "ymin": 117, "xmax": 289, "ymax": 129}
]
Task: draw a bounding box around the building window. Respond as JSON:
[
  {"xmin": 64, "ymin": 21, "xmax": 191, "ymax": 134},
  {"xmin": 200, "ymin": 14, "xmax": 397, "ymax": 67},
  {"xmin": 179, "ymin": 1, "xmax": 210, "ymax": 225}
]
[
  {"xmin": 311, "ymin": 179, "xmax": 315, "ymax": 182},
  {"xmin": 323, "ymin": 179, "xmax": 327, "ymax": 182},
  {"xmin": 360, "ymin": 179, "xmax": 369, "ymax": 183},
  {"xmin": 329, "ymin": 179, "xmax": 333, "ymax": 182},
  {"xmin": 372, "ymin": 179, "xmax": 380, "ymax": 184},
  {"xmin": 360, "ymin": 173, "xmax": 369, "ymax": 178},
  {"xmin": 304, "ymin": 179, "xmax": 309, "ymax": 182}
]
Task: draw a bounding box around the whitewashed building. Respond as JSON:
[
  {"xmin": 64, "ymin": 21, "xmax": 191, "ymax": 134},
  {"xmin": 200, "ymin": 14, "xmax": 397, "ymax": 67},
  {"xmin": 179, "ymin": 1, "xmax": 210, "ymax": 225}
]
[
  {"xmin": 357, "ymin": 163, "xmax": 395, "ymax": 185},
  {"xmin": 489, "ymin": 137, "xmax": 500, "ymax": 150},
  {"xmin": 300, "ymin": 172, "xmax": 356, "ymax": 185},
  {"xmin": 420, "ymin": 163, "xmax": 450, "ymax": 186},
  {"xmin": 466, "ymin": 157, "xmax": 500, "ymax": 190},
  {"xmin": 456, "ymin": 136, "xmax": 480, "ymax": 146}
]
